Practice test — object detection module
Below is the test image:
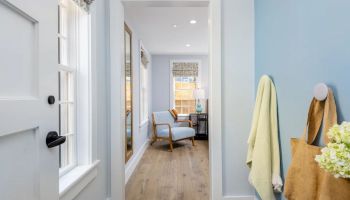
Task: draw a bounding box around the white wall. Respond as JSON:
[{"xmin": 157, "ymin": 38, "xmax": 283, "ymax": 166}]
[
  {"xmin": 221, "ymin": 0, "xmax": 255, "ymax": 198},
  {"xmin": 151, "ymin": 55, "xmax": 209, "ymax": 112}
]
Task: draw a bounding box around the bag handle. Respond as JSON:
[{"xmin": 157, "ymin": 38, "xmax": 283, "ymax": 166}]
[
  {"xmin": 304, "ymin": 88, "xmax": 337, "ymax": 144},
  {"xmin": 322, "ymin": 89, "xmax": 337, "ymax": 144}
]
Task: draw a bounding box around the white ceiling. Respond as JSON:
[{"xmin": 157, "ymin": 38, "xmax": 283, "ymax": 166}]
[{"xmin": 124, "ymin": 6, "xmax": 209, "ymax": 55}]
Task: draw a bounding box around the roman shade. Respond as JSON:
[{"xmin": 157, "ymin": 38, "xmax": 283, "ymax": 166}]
[
  {"xmin": 172, "ymin": 62, "xmax": 199, "ymax": 77},
  {"xmin": 72, "ymin": 0, "xmax": 95, "ymax": 12},
  {"xmin": 141, "ymin": 50, "xmax": 149, "ymax": 67}
]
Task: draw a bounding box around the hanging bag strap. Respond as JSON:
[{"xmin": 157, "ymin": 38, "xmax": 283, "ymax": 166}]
[
  {"xmin": 303, "ymin": 88, "xmax": 337, "ymax": 145},
  {"xmin": 322, "ymin": 89, "xmax": 337, "ymax": 144}
]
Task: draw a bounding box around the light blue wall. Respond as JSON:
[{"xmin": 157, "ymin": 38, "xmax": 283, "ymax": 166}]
[
  {"xmin": 222, "ymin": 0, "xmax": 255, "ymax": 197},
  {"xmin": 255, "ymin": 0, "xmax": 350, "ymax": 196}
]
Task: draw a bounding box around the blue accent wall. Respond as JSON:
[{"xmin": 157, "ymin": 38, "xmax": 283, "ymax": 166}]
[{"xmin": 255, "ymin": 0, "xmax": 350, "ymax": 195}]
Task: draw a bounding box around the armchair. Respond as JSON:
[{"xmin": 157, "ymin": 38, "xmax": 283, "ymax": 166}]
[{"xmin": 151, "ymin": 111, "xmax": 195, "ymax": 152}]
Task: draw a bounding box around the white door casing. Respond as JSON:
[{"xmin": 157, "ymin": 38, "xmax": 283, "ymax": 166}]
[{"xmin": 0, "ymin": 0, "xmax": 59, "ymax": 199}]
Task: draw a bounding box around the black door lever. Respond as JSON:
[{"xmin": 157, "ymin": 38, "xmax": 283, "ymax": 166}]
[{"xmin": 46, "ymin": 131, "xmax": 66, "ymax": 148}]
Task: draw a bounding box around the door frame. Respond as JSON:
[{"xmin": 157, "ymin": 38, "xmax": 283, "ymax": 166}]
[{"xmin": 107, "ymin": 0, "xmax": 222, "ymax": 199}]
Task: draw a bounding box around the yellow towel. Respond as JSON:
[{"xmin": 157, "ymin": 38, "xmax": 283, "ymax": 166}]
[{"xmin": 246, "ymin": 75, "xmax": 283, "ymax": 200}]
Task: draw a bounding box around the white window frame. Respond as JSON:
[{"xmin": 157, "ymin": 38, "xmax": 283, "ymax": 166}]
[
  {"xmin": 139, "ymin": 42, "xmax": 149, "ymax": 126},
  {"xmin": 169, "ymin": 60, "xmax": 202, "ymax": 116},
  {"xmin": 58, "ymin": 0, "xmax": 78, "ymax": 176},
  {"xmin": 58, "ymin": 1, "xmax": 99, "ymax": 199}
]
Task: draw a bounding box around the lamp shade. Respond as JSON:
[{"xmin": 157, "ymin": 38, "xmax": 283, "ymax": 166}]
[{"xmin": 193, "ymin": 88, "xmax": 205, "ymax": 99}]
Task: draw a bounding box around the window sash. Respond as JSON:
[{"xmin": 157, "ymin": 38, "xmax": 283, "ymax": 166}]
[
  {"xmin": 174, "ymin": 76, "xmax": 197, "ymax": 115},
  {"xmin": 58, "ymin": 0, "xmax": 80, "ymax": 174},
  {"xmin": 58, "ymin": 70, "xmax": 76, "ymax": 172},
  {"xmin": 58, "ymin": 0, "xmax": 92, "ymax": 177}
]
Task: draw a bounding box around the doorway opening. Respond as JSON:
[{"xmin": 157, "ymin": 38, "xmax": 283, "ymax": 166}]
[
  {"xmin": 124, "ymin": 4, "xmax": 210, "ymax": 199},
  {"xmin": 108, "ymin": 0, "xmax": 222, "ymax": 199}
]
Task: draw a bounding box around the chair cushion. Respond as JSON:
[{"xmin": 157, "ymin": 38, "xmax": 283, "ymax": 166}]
[
  {"xmin": 153, "ymin": 111, "xmax": 175, "ymax": 132},
  {"xmin": 157, "ymin": 127, "xmax": 195, "ymax": 141}
]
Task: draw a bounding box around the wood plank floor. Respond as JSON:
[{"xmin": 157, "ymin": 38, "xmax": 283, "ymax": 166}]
[{"xmin": 126, "ymin": 140, "xmax": 209, "ymax": 200}]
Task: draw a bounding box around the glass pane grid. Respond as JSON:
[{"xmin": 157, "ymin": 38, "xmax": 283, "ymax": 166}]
[
  {"xmin": 58, "ymin": 69, "xmax": 75, "ymax": 169},
  {"xmin": 174, "ymin": 76, "xmax": 197, "ymax": 114},
  {"xmin": 58, "ymin": 0, "xmax": 86, "ymax": 171}
]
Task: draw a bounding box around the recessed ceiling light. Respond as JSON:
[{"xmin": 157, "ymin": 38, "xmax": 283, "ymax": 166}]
[
  {"xmin": 185, "ymin": 44, "xmax": 191, "ymax": 47},
  {"xmin": 172, "ymin": 24, "xmax": 177, "ymax": 28},
  {"xmin": 190, "ymin": 20, "xmax": 197, "ymax": 24}
]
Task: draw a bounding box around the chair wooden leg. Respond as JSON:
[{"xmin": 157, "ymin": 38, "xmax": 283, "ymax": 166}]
[
  {"xmin": 168, "ymin": 139, "xmax": 173, "ymax": 152},
  {"xmin": 191, "ymin": 137, "xmax": 196, "ymax": 146},
  {"xmin": 150, "ymin": 136, "xmax": 156, "ymax": 146}
]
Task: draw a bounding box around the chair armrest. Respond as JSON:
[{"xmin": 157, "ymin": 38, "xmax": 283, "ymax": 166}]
[
  {"xmin": 176, "ymin": 120, "xmax": 193, "ymax": 128},
  {"xmin": 154, "ymin": 123, "xmax": 172, "ymax": 128},
  {"xmin": 154, "ymin": 123, "xmax": 172, "ymax": 139}
]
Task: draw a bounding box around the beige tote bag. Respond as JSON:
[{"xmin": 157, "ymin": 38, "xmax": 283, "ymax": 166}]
[{"xmin": 284, "ymin": 89, "xmax": 350, "ymax": 200}]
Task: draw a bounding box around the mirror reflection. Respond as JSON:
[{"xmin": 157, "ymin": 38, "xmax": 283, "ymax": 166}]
[{"xmin": 125, "ymin": 23, "xmax": 133, "ymax": 162}]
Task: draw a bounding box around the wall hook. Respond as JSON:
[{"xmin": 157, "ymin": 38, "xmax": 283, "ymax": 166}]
[{"xmin": 313, "ymin": 83, "xmax": 328, "ymax": 101}]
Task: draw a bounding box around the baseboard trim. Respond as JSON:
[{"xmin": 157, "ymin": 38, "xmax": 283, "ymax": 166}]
[
  {"xmin": 125, "ymin": 139, "xmax": 150, "ymax": 184},
  {"xmin": 223, "ymin": 195, "xmax": 256, "ymax": 200}
]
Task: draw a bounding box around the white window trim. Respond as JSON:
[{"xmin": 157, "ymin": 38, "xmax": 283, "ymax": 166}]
[
  {"xmin": 169, "ymin": 60, "xmax": 202, "ymax": 113},
  {"xmin": 139, "ymin": 41, "xmax": 149, "ymax": 126},
  {"xmin": 58, "ymin": 2, "xmax": 99, "ymax": 199},
  {"xmin": 59, "ymin": 160, "xmax": 100, "ymax": 200}
]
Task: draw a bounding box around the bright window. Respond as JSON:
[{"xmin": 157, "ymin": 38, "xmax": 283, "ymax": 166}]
[
  {"xmin": 58, "ymin": 0, "xmax": 91, "ymax": 175},
  {"xmin": 174, "ymin": 76, "xmax": 197, "ymax": 115},
  {"xmin": 171, "ymin": 61, "xmax": 200, "ymax": 115},
  {"xmin": 140, "ymin": 61, "xmax": 148, "ymax": 123}
]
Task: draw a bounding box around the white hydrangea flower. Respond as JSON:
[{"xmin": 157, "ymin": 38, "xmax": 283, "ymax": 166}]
[{"xmin": 315, "ymin": 122, "xmax": 350, "ymax": 179}]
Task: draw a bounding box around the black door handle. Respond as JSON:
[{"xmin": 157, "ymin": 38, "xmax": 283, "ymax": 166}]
[{"xmin": 46, "ymin": 131, "xmax": 66, "ymax": 148}]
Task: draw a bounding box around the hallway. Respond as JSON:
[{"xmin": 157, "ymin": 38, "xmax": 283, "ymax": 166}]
[{"xmin": 126, "ymin": 140, "xmax": 209, "ymax": 200}]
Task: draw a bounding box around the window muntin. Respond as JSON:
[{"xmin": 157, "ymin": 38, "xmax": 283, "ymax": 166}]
[{"xmin": 174, "ymin": 76, "xmax": 197, "ymax": 115}]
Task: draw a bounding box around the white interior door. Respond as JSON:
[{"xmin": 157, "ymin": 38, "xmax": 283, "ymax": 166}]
[{"xmin": 0, "ymin": 0, "xmax": 60, "ymax": 199}]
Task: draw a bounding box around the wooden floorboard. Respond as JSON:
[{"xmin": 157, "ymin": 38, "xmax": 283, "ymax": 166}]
[{"xmin": 126, "ymin": 140, "xmax": 209, "ymax": 200}]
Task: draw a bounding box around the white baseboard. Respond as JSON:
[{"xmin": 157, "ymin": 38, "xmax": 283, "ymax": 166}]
[
  {"xmin": 223, "ymin": 195, "xmax": 256, "ymax": 200},
  {"xmin": 125, "ymin": 139, "xmax": 150, "ymax": 184}
]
